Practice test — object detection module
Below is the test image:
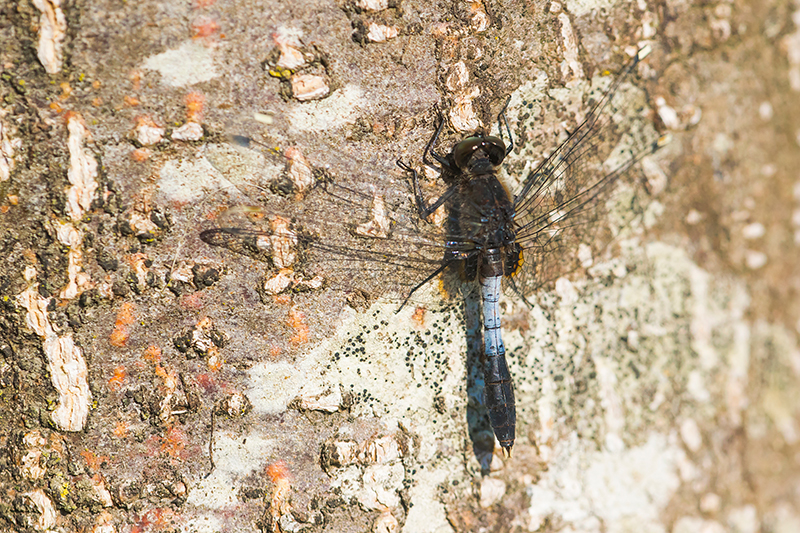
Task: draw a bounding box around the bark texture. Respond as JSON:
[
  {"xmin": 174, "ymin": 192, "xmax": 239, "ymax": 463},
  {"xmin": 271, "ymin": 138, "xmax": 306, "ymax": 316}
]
[{"xmin": 1, "ymin": 0, "xmax": 799, "ymax": 532}]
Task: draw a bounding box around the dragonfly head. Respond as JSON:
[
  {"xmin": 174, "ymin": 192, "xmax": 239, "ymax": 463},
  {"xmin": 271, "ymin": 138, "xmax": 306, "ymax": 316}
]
[{"xmin": 453, "ymin": 135, "xmax": 507, "ymax": 173}]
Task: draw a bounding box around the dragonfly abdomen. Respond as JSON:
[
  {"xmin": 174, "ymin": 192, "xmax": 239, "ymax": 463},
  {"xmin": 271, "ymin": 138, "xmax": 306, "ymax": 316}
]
[{"xmin": 480, "ymin": 272, "xmax": 516, "ymax": 454}]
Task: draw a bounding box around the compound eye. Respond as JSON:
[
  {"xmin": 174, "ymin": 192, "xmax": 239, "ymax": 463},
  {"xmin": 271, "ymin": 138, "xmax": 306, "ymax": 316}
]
[
  {"xmin": 483, "ymin": 136, "xmax": 507, "ymax": 165},
  {"xmin": 453, "ymin": 136, "xmax": 507, "ymax": 169},
  {"xmin": 453, "ymin": 137, "xmax": 483, "ymax": 169}
]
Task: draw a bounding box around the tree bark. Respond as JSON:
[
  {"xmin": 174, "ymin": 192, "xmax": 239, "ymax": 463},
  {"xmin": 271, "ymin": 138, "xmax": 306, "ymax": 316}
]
[{"xmin": 1, "ymin": 0, "xmax": 799, "ymax": 532}]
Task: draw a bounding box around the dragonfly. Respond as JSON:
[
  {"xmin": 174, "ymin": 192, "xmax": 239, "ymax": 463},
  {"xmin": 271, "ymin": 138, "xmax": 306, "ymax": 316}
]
[{"xmin": 199, "ymin": 45, "xmax": 666, "ymax": 455}]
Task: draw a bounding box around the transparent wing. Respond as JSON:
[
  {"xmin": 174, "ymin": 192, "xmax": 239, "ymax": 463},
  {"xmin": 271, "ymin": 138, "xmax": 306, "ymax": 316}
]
[
  {"xmin": 199, "ymin": 136, "xmax": 454, "ymax": 301},
  {"xmin": 510, "ymin": 47, "xmax": 666, "ymax": 294}
]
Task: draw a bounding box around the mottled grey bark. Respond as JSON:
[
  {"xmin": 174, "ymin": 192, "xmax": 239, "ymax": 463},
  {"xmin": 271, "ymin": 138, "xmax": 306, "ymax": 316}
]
[{"xmin": 1, "ymin": 0, "xmax": 799, "ymax": 532}]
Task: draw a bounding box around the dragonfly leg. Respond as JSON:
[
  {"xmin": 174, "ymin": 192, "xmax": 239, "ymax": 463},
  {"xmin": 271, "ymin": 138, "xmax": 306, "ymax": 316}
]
[
  {"xmin": 498, "ymin": 96, "xmax": 514, "ymax": 156},
  {"xmin": 395, "ymin": 256, "xmax": 461, "ymax": 312},
  {"xmin": 396, "ymin": 159, "xmax": 456, "ymax": 221},
  {"xmin": 423, "ymin": 112, "xmax": 451, "ymax": 171}
]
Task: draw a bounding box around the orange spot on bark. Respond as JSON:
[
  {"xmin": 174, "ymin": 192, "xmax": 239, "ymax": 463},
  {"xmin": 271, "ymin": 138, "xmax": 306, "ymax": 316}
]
[
  {"xmin": 411, "ymin": 307, "xmax": 426, "ymax": 328},
  {"xmin": 191, "ymin": 16, "xmax": 220, "ymax": 38},
  {"xmin": 161, "ymin": 427, "xmax": 187, "ymax": 458},
  {"xmin": 135, "ymin": 508, "xmax": 177, "ymax": 531},
  {"xmin": 113, "ymin": 421, "xmax": 128, "ymax": 438},
  {"xmin": 131, "ymin": 148, "xmax": 151, "ymax": 161},
  {"xmin": 154, "ymin": 365, "xmax": 180, "ymax": 399},
  {"xmin": 203, "ymin": 204, "xmax": 230, "ymax": 221},
  {"xmin": 61, "ymin": 110, "xmax": 80, "ymax": 122},
  {"xmin": 185, "ymin": 91, "xmax": 205, "ymax": 122},
  {"xmin": 123, "ymin": 95, "xmax": 140, "ymax": 106},
  {"xmin": 80, "ymin": 449, "xmax": 95, "ymax": 466},
  {"xmin": 108, "ymin": 365, "xmax": 127, "ymax": 390},
  {"xmin": 269, "ymin": 345, "xmax": 282, "ymax": 359},
  {"xmin": 267, "ymin": 461, "xmax": 291, "ymax": 483},
  {"xmin": 49, "ymin": 102, "xmax": 63, "ymax": 113},
  {"xmin": 109, "ymin": 302, "xmax": 136, "ymax": 347},
  {"xmin": 288, "ymin": 308, "xmax": 308, "ymax": 344},
  {"xmin": 80, "ymin": 450, "xmax": 110, "ymax": 472},
  {"xmin": 196, "ymin": 373, "xmax": 217, "ymax": 393},
  {"xmin": 207, "ymin": 349, "xmax": 223, "ymax": 372},
  {"xmin": 59, "ymin": 82, "xmax": 72, "ymax": 100},
  {"xmin": 95, "ymin": 510, "xmax": 114, "ymax": 527},
  {"xmin": 143, "ymin": 345, "xmax": 162, "ymax": 363},
  {"xmin": 129, "ymin": 70, "xmax": 142, "ymax": 91},
  {"xmin": 266, "ymin": 461, "xmax": 292, "ymax": 524},
  {"xmin": 116, "ymin": 302, "xmax": 136, "ymax": 325},
  {"xmin": 109, "ymin": 328, "xmax": 128, "ymax": 347},
  {"xmin": 274, "ymin": 294, "xmax": 291, "ymax": 305},
  {"xmin": 179, "ymin": 291, "xmax": 204, "ymax": 310},
  {"xmin": 135, "ymin": 115, "xmax": 159, "ymax": 129}
]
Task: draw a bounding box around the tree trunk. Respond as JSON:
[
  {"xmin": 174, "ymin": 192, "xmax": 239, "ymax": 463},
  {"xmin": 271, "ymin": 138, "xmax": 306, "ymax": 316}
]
[{"xmin": 1, "ymin": 0, "xmax": 799, "ymax": 532}]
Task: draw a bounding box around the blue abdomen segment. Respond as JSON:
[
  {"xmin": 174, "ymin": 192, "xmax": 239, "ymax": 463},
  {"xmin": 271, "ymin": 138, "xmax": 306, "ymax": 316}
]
[{"xmin": 480, "ymin": 275, "xmax": 516, "ymax": 453}]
